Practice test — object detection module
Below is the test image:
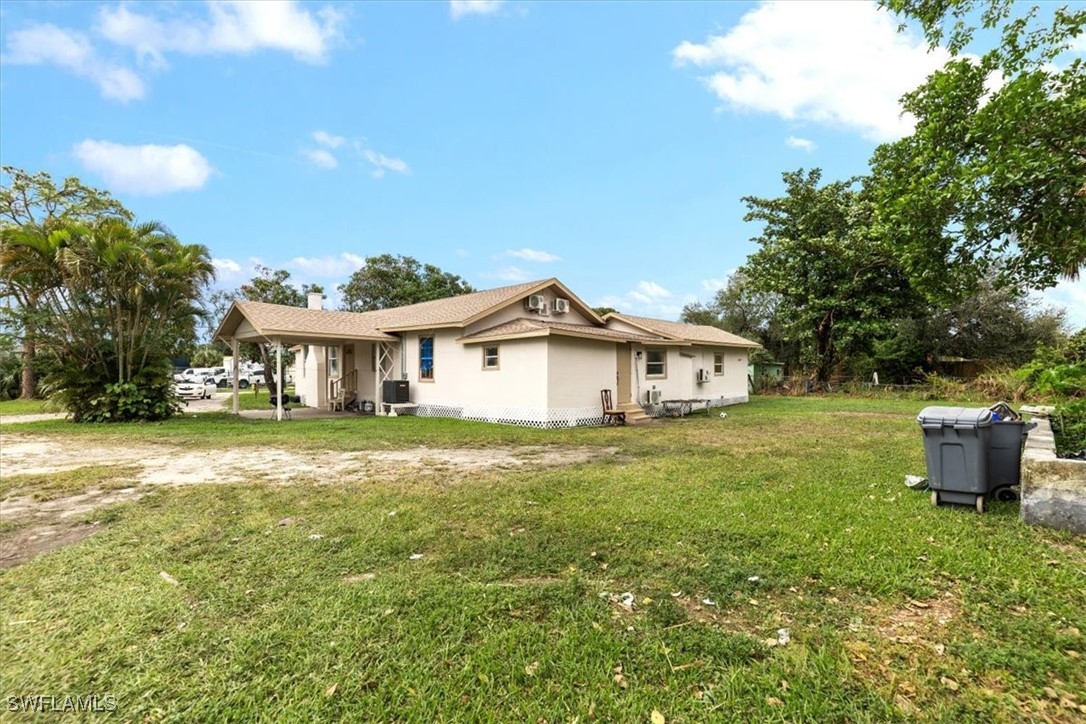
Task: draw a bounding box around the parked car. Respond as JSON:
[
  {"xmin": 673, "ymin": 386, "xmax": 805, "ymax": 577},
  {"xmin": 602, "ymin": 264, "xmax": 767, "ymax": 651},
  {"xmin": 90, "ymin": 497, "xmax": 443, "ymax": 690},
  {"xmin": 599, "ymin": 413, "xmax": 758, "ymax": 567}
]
[
  {"xmin": 174, "ymin": 367, "xmax": 214, "ymax": 383},
  {"xmin": 174, "ymin": 379, "xmax": 217, "ymax": 400},
  {"xmin": 210, "ymin": 367, "xmax": 264, "ymax": 389}
]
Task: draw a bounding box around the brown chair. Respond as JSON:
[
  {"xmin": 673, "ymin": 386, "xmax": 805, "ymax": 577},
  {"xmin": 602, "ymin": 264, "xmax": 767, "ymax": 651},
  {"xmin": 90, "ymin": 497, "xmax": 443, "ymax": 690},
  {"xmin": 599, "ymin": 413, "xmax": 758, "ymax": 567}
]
[{"xmin": 601, "ymin": 389, "xmax": 626, "ymax": 425}]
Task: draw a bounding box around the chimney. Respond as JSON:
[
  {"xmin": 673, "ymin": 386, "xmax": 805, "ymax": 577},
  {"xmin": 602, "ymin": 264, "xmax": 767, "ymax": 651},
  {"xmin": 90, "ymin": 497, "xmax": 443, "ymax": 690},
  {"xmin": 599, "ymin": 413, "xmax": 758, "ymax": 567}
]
[{"xmin": 307, "ymin": 292, "xmax": 323, "ymax": 310}]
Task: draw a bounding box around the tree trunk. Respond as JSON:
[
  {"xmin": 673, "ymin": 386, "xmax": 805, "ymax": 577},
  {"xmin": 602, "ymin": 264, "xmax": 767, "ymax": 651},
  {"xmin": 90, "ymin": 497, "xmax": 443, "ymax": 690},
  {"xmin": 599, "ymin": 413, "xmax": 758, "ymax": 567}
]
[
  {"xmin": 20, "ymin": 337, "xmax": 36, "ymax": 399},
  {"xmin": 259, "ymin": 345, "xmax": 278, "ymax": 397}
]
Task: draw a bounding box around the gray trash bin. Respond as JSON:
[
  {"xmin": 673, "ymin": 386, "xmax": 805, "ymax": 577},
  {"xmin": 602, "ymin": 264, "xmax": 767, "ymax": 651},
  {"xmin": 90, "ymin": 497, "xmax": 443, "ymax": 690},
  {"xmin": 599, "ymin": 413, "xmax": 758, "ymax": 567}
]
[
  {"xmin": 917, "ymin": 406, "xmax": 994, "ymax": 512},
  {"xmin": 987, "ymin": 417, "xmax": 1035, "ymax": 502}
]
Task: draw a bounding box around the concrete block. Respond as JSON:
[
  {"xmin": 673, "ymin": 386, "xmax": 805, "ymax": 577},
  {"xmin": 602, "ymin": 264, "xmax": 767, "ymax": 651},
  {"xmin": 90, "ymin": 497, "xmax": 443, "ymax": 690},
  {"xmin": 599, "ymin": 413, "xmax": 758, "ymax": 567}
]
[{"xmin": 1020, "ymin": 418, "xmax": 1086, "ymax": 534}]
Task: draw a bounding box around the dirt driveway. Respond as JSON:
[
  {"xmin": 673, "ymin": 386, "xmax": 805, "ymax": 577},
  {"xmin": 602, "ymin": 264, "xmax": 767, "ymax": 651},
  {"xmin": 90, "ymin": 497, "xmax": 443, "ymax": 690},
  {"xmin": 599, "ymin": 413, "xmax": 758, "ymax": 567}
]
[{"xmin": 0, "ymin": 433, "xmax": 616, "ymax": 567}]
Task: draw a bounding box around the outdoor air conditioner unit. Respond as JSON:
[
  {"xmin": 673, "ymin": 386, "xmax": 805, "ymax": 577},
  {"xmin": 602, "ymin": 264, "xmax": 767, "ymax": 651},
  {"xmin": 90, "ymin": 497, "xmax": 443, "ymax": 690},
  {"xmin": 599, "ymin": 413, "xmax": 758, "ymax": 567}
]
[
  {"xmin": 552, "ymin": 298, "xmax": 570, "ymax": 314},
  {"xmin": 646, "ymin": 389, "xmax": 662, "ymax": 405},
  {"xmin": 525, "ymin": 294, "xmax": 546, "ymax": 311},
  {"xmin": 696, "ymin": 369, "xmax": 711, "ymax": 383}
]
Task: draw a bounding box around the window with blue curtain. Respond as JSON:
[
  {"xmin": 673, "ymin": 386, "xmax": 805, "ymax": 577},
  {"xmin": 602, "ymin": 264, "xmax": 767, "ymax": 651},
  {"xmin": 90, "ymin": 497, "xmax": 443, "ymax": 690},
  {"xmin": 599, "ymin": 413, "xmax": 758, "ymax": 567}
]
[{"xmin": 420, "ymin": 336, "xmax": 434, "ymax": 380}]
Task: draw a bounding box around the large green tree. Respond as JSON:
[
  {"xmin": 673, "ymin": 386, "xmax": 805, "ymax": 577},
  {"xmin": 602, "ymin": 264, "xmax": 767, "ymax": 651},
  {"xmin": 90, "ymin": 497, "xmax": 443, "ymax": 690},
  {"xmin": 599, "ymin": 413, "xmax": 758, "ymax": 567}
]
[
  {"xmin": 338, "ymin": 254, "xmax": 474, "ymax": 312},
  {"xmin": 872, "ymin": 1, "xmax": 1085, "ymax": 297},
  {"xmin": 7, "ymin": 218, "xmax": 214, "ymax": 421},
  {"xmin": 742, "ymin": 169, "xmax": 916, "ymax": 384},
  {"xmin": 0, "ymin": 167, "xmax": 132, "ymax": 398},
  {"xmin": 681, "ymin": 271, "xmax": 794, "ymax": 365}
]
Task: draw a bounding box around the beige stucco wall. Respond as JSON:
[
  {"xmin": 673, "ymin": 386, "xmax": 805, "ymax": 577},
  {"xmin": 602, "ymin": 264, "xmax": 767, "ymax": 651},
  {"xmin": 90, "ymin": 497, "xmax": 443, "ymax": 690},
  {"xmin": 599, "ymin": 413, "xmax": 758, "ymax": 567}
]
[
  {"xmin": 546, "ymin": 336, "xmax": 617, "ymax": 410},
  {"xmin": 632, "ymin": 343, "xmax": 749, "ymax": 404},
  {"xmin": 405, "ymin": 330, "xmax": 549, "ymax": 410}
]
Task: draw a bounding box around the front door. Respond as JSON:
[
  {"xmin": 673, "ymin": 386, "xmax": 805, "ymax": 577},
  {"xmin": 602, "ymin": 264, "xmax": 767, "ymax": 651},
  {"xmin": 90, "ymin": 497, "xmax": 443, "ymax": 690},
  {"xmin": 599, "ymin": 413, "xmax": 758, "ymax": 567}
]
[{"xmin": 616, "ymin": 343, "xmax": 632, "ymax": 404}]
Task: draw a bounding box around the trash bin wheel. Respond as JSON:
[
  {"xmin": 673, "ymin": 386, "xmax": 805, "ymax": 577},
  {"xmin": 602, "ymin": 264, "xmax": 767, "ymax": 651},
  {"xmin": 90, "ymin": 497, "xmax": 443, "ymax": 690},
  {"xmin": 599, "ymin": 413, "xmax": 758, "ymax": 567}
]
[
  {"xmin": 931, "ymin": 490, "xmax": 940, "ymax": 507},
  {"xmin": 975, "ymin": 496, "xmax": 986, "ymax": 514},
  {"xmin": 996, "ymin": 488, "xmax": 1019, "ymax": 503}
]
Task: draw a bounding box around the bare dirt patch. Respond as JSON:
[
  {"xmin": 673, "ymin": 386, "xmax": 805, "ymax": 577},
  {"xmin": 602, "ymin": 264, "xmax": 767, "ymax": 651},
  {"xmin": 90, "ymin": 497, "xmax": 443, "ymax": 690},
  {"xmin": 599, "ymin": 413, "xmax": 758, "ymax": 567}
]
[
  {"xmin": 0, "ymin": 432, "xmax": 617, "ymax": 566},
  {"xmin": 0, "ymin": 521, "xmax": 103, "ymax": 568}
]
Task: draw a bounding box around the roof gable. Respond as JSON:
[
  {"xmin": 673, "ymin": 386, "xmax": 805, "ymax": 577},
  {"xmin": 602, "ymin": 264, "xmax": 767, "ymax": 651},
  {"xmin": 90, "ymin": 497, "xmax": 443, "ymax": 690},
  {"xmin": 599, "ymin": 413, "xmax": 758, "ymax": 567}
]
[{"xmin": 605, "ymin": 313, "xmax": 761, "ymax": 348}]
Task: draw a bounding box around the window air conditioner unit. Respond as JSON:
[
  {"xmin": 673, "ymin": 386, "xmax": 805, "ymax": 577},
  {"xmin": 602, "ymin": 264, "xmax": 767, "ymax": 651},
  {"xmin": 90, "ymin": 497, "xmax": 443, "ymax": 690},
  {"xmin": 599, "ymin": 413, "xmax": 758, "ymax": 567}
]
[
  {"xmin": 696, "ymin": 369, "xmax": 711, "ymax": 383},
  {"xmin": 552, "ymin": 298, "xmax": 570, "ymax": 314},
  {"xmin": 646, "ymin": 389, "xmax": 662, "ymax": 404},
  {"xmin": 525, "ymin": 294, "xmax": 546, "ymax": 311}
]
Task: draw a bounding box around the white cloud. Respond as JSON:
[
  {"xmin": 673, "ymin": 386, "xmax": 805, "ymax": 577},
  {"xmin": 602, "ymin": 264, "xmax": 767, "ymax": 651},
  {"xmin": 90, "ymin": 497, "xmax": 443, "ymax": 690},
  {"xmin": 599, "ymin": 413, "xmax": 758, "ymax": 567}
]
[
  {"xmin": 504, "ymin": 248, "xmax": 561, "ymax": 263},
  {"xmin": 1039, "ymin": 274, "xmax": 1086, "ymax": 329},
  {"xmin": 303, "ymin": 148, "xmax": 338, "ymax": 169},
  {"xmin": 673, "ymin": 1, "xmax": 952, "ymax": 141},
  {"xmin": 73, "ymin": 140, "xmax": 212, "ymax": 194},
  {"xmin": 362, "ymin": 149, "xmax": 411, "ymax": 179},
  {"xmin": 701, "ymin": 277, "xmax": 728, "ymax": 294},
  {"xmin": 450, "ymin": 1, "xmax": 504, "ymax": 20},
  {"xmin": 786, "ymin": 136, "xmax": 817, "ymax": 152},
  {"xmin": 97, "ymin": 1, "xmax": 344, "ymax": 66},
  {"xmin": 288, "ymin": 252, "xmax": 366, "ymax": 278},
  {"xmin": 312, "ymin": 130, "xmax": 345, "ymax": 148},
  {"xmin": 456, "ymin": 249, "xmax": 470, "ymax": 257},
  {"xmin": 2, "ymin": 23, "xmax": 144, "ymax": 101},
  {"xmin": 598, "ymin": 281, "xmax": 690, "ymax": 318},
  {"xmin": 636, "ymin": 281, "xmax": 672, "ymax": 299},
  {"xmin": 484, "ymin": 266, "xmax": 531, "ymax": 282},
  {"xmin": 212, "ymin": 257, "xmax": 246, "ymax": 283},
  {"xmin": 213, "ymin": 258, "xmax": 242, "ymax": 273}
]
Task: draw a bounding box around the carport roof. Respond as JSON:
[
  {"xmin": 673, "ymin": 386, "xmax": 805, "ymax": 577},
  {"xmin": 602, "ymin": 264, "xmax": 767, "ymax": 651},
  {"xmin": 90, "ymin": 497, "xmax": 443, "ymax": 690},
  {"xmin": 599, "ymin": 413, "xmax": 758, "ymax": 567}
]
[{"xmin": 214, "ymin": 300, "xmax": 398, "ymax": 343}]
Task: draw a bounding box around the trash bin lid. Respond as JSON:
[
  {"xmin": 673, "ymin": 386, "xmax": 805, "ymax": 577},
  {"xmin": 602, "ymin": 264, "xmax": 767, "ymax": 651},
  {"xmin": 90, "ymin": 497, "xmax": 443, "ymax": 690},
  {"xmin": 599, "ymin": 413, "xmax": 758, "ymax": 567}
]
[{"xmin": 917, "ymin": 406, "xmax": 994, "ymax": 429}]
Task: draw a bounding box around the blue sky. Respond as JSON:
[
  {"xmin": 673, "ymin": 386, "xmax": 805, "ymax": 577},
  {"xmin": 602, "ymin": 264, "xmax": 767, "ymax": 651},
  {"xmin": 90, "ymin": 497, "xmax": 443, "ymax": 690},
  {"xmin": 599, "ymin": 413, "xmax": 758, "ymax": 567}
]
[{"xmin": 1, "ymin": 0, "xmax": 1082, "ymax": 326}]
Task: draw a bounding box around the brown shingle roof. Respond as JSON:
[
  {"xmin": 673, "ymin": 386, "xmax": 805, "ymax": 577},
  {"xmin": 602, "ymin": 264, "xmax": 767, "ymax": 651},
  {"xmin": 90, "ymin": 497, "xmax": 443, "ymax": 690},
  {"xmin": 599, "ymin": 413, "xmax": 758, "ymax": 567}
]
[
  {"xmin": 356, "ymin": 279, "xmax": 550, "ymax": 329},
  {"xmin": 608, "ymin": 313, "xmax": 761, "ymax": 347},
  {"xmin": 231, "ymin": 301, "xmax": 397, "ymax": 340},
  {"xmin": 458, "ymin": 318, "xmax": 668, "ymax": 344}
]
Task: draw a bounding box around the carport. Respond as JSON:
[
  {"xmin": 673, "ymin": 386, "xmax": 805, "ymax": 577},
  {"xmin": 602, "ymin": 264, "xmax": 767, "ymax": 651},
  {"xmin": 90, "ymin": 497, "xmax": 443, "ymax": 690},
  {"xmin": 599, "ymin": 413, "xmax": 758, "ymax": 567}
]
[{"xmin": 213, "ymin": 298, "xmax": 399, "ymax": 421}]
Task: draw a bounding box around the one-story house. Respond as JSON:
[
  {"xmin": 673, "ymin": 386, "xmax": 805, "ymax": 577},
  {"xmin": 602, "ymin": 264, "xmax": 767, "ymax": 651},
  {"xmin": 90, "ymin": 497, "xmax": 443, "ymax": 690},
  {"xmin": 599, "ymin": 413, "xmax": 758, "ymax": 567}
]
[{"xmin": 213, "ymin": 278, "xmax": 759, "ymax": 426}]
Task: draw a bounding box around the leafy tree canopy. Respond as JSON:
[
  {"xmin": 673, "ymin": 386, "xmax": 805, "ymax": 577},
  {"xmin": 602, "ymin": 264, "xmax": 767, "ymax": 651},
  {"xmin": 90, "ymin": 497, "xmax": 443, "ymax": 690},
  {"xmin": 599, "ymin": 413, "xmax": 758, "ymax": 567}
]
[
  {"xmin": 742, "ymin": 169, "xmax": 917, "ymax": 383},
  {"xmin": 1, "ymin": 167, "xmax": 135, "ymax": 398},
  {"xmin": 338, "ymin": 254, "xmax": 473, "ymax": 312},
  {"xmin": 871, "ymin": 1, "xmax": 1085, "ymax": 298},
  {"xmin": 4, "ymin": 218, "xmax": 214, "ymax": 421}
]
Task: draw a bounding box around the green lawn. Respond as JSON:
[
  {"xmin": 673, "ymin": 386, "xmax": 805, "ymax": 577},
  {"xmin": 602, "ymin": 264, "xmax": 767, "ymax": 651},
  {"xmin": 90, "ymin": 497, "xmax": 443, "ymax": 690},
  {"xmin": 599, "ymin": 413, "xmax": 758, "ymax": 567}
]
[
  {"xmin": 0, "ymin": 398, "xmax": 61, "ymax": 416},
  {"xmin": 1, "ymin": 398, "xmax": 1083, "ymax": 721}
]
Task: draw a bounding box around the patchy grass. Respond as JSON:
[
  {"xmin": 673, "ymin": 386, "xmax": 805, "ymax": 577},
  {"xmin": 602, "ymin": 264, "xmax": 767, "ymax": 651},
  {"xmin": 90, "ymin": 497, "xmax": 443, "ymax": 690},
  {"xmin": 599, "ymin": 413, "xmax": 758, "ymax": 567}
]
[
  {"xmin": 0, "ymin": 465, "xmax": 141, "ymax": 501},
  {"xmin": 1, "ymin": 398, "xmax": 1084, "ymax": 720},
  {"xmin": 0, "ymin": 398, "xmax": 60, "ymax": 416}
]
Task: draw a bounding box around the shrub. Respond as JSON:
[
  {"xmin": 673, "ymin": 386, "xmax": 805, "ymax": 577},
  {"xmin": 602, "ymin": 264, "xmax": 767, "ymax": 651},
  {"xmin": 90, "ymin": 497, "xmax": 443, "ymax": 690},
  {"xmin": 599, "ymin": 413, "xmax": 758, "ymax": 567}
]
[{"xmin": 1051, "ymin": 399, "xmax": 1086, "ymax": 456}]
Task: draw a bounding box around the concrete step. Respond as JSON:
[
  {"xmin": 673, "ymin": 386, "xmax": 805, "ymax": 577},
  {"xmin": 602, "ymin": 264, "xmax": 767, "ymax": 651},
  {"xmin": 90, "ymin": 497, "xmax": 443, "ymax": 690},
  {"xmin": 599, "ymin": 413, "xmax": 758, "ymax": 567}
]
[{"xmin": 616, "ymin": 403, "xmax": 653, "ymax": 425}]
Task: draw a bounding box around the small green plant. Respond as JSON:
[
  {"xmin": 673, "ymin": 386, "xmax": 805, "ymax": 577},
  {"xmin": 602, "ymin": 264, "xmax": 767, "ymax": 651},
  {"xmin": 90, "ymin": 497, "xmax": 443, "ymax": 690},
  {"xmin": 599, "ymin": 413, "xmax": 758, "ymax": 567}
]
[{"xmin": 1051, "ymin": 399, "xmax": 1086, "ymax": 456}]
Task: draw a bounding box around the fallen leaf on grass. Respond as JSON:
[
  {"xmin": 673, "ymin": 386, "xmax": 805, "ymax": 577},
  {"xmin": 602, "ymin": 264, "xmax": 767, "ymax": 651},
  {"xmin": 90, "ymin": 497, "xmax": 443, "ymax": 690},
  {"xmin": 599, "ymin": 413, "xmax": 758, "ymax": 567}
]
[
  {"xmin": 409, "ymin": 553, "xmax": 424, "ymax": 560},
  {"xmin": 525, "ymin": 661, "xmax": 540, "ymax": 677},
  {"xmin": 614, "ymin": 673, "xmax": 628, "ymax": 689},
  {"xmin": 766, "ymin": 696, "xmax": 784, "ymax": 707},
  {"xmin": 1044, "ymin": 686, "xmax": 1060, "ymax": 700},
  {"xmin": 308, "ymin": 534, "xmax": 324, "ymax": 541},
  {"xmin": 159, "ymin": 571, "xmax": 179, "ymax": 586},
  {"xmin": 651, "ymin": 710, "xmax": 665, "ymax": 724},
  {"xmin": 325, "ymin": 683, "xmax": 337, "ymax": 697},
  {"xmin": 941, "ymin": 677, "xmax": 960, "ymax": 692}
]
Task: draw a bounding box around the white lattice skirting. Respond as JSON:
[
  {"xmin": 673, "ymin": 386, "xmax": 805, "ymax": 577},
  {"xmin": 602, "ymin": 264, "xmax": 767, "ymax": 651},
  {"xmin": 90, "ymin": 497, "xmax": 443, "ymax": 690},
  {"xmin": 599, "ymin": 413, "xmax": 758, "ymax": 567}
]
[
  {"xmin": 414, "ymin": 403, "xmax": 606, "ymax": 429},
  {"xmin": 644, "ymin": 394, "xmax": 749, "ymax": 418}
]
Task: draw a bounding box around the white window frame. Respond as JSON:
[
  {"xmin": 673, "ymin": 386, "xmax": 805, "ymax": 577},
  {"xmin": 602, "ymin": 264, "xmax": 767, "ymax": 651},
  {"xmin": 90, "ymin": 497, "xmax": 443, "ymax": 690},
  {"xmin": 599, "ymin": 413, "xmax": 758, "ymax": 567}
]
[{"xmin": 646, "ymin": 348, "xmax": 667, "ymax": 378}]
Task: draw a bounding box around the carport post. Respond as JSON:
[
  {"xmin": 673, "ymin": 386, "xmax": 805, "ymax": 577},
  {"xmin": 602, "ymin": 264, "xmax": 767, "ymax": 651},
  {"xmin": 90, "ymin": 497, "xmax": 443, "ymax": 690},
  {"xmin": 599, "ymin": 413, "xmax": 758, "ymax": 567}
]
[
  {"xmin": 276, "ymin": 339, "xmax": 283, "ymax": 422},
  {"xmin": 231, "ymin": 337, "xmax": 240, "ymax": 415}
]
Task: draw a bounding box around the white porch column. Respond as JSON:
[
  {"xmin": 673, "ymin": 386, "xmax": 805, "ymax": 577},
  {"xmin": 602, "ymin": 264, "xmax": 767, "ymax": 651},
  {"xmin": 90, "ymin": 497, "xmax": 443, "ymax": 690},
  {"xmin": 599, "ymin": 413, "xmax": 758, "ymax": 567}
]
[
  {"xmin": 276, "ymin": 339, "xmax": 283, "ymax": 422},
  {"xmin": 231, "ymin": 337, "xmax": 240, "ymax": 415}
]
